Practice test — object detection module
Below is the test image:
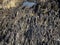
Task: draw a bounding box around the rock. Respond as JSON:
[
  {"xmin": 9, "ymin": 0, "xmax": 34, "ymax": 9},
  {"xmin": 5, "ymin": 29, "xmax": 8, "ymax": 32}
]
[
  {"xmin": 0, "ymin": 0, "xmax": 60, "ymax": 45},
  {"xmin": 22, "ymin": 1, "xmax": 36, "ymax": 8},
  {"xmin": 2, "ymin": 0, "xmax": 24, "ymax": 9},
  {"xmin": 27, "ymin": 0, "xmax": 48, "ymax": 2}
]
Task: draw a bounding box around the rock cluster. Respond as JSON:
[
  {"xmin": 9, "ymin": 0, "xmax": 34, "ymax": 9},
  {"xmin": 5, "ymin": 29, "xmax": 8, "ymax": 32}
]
[{"xmin": 0, "ymin": 0, "xmax": 60, "ymax": 45}]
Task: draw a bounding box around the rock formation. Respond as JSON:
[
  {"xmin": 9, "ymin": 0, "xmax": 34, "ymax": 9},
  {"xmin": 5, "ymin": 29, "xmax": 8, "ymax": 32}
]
[{"xmin": 0, "ymin": 0, "xmax": 60, "ymax": 45}]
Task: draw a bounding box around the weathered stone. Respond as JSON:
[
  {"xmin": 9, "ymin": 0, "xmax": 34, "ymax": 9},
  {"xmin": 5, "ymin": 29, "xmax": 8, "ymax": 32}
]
[{"xmin": 0, "ymin": 0, "xmax": 60, "ymax": 45}]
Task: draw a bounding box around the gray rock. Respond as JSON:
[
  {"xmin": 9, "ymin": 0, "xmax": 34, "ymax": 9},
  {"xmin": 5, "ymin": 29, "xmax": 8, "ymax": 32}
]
[{"xmin": 22, "ymin": 1, "xmax": 36, "ymax": 8}]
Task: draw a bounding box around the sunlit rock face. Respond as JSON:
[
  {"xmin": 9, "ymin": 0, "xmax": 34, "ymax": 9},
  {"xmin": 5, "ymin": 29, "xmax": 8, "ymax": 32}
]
[{"xmin": 2, "ymin": 0, "xmax": 24, "ymax": 9}]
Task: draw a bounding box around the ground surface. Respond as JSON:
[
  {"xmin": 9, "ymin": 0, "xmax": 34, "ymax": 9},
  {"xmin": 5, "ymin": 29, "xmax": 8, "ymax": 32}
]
[{"xmin": 0, "ymin": 0, "xmax": 60, "ymax": 45}]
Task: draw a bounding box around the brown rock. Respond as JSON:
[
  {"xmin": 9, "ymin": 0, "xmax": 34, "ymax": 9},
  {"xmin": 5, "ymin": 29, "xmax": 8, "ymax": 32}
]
[{"xmin": 0, "ymin": 0, "xmax": 3, "ymax": 4}]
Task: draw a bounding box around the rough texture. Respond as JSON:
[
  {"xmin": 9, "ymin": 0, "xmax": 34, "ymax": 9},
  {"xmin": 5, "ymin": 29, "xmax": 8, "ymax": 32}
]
[
  {"xmin": 0, "ymin": 0, "xmax": 24, "ymax": 9},
  {"xmin": 0, "ymin": 0, "xmax": 60, "ymax": 45}
]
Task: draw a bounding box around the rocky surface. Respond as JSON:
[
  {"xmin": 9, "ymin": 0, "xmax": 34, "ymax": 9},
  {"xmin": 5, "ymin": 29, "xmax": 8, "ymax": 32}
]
[{"xmin": 0, "ymin": 0, "xmax": 60, "ymax": 45}]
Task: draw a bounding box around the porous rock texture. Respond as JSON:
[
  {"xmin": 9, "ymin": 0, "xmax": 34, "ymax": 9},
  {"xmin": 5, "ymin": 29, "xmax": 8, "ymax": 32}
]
[{"xmin": 0, "ymin": 0, "xmax": 60, "ymax": 45}]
